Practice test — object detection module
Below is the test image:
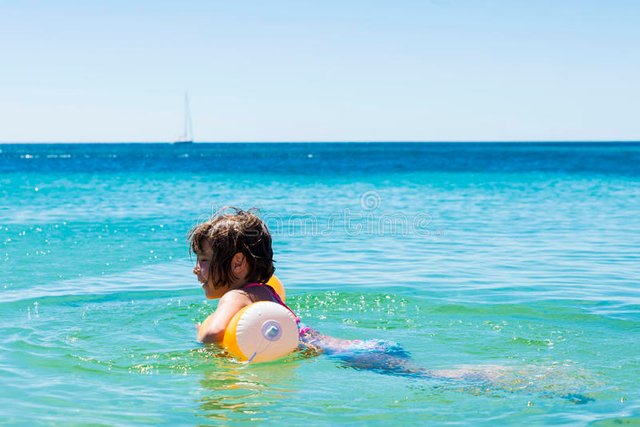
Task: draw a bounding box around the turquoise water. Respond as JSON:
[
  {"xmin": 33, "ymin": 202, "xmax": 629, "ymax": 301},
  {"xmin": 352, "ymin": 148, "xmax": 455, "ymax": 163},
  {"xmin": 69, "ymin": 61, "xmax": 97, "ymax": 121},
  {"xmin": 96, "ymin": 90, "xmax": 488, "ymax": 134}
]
[{"xmin": 1, "ymin": 143, "xmax": 639, "ymax": 425}]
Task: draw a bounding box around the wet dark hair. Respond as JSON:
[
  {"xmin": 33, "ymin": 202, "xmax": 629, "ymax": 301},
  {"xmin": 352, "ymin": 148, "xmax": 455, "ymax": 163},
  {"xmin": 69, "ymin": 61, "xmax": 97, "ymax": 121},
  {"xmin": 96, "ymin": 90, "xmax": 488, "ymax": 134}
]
[{"xmin": 188, "ymin": 207, "xmax": 275, "ymax": 288}]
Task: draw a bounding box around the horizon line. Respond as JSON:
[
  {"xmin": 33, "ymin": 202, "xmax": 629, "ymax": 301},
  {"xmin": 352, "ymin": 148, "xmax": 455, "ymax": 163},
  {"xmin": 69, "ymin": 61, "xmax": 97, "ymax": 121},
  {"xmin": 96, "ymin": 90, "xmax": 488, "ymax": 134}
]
[{"xmin": 1, "ymin": 140, "xmax": 640, "ymax": 145}]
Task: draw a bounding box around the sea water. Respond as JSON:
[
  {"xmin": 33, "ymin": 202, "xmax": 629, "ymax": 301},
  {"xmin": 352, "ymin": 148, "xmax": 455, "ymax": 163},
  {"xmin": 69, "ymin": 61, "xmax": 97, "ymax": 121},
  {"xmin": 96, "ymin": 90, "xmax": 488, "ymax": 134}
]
[{"xmin": 1, "ymin": 142, "xmax": 638, "ymax": 425}]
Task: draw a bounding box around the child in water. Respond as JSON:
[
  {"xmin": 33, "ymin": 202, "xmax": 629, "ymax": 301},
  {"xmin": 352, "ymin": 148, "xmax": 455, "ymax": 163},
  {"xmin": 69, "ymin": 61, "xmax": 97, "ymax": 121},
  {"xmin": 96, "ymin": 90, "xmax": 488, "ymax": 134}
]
[{"xmin": 188, "ymin": 208, "xmax": 594, "ymax": 403}]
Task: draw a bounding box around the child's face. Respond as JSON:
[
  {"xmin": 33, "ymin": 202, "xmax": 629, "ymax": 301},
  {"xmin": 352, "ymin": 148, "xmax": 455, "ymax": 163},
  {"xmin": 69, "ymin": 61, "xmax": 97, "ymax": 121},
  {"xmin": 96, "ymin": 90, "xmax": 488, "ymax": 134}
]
[
  {"xmin": 193, "ymin": 241, "xmax": 250, "ymax": 299},
  {"xmin": 193, "ymin": 244, "xmax": 221, "ymax": 299}
]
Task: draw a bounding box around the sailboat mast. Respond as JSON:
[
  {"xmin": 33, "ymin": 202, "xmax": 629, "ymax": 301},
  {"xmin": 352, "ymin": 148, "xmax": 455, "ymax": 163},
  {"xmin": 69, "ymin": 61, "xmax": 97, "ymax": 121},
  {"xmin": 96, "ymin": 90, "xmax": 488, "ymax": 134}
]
[
  {"xmin": 173, "ymin": 92, "xmax": 194, "ymax": 144},
  {"xmin": 184, "ymin": 92, "xmax": 194, "ymax": 142}
]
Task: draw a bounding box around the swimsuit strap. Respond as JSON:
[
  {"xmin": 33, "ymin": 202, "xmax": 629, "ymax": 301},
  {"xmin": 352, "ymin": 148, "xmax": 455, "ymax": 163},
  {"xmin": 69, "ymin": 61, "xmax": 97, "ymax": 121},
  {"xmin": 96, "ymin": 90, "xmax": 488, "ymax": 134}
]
[{"xmin": 240, "ymin": 282, "xmax": 300, "ymax": 321}]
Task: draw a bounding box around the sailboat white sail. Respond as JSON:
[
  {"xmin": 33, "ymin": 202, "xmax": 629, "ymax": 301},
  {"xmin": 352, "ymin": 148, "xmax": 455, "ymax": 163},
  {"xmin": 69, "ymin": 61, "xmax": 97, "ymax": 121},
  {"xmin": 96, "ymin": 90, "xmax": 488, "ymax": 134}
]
[{"xmin": 174, "ymin": 92, "xmax": 194, "ymax": 144}]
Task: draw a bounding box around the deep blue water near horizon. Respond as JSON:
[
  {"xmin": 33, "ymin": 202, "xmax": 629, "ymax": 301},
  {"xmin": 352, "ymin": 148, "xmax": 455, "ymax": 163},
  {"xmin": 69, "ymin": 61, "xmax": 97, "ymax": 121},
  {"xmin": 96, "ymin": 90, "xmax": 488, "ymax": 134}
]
[{"xmin": 1, "ymin": 142, "xmax": 639, "ymax": 425}]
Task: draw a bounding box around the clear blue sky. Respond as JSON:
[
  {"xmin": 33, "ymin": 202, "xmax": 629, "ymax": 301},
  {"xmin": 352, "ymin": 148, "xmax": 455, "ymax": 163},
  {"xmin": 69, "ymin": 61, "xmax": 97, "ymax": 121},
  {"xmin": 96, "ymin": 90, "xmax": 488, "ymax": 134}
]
[{"xmin": 1, "ymin": 0, "xmax": 639, "ymax": 142}]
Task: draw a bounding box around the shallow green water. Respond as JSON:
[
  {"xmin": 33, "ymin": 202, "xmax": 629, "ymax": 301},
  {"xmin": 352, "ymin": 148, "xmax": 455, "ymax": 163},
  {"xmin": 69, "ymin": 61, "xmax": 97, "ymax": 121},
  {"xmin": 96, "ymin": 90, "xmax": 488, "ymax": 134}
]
[{"xmin": 1, "ymin": 143, "xmax": 639, "ymax": 425}]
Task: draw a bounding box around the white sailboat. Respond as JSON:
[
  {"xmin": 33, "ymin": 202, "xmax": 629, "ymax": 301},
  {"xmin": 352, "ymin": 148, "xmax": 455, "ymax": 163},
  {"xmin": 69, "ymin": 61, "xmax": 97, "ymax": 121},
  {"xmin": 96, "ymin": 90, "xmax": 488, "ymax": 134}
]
[{"xmin": 173, "ymin": 92, "xmax": 194, "ymax": 144}]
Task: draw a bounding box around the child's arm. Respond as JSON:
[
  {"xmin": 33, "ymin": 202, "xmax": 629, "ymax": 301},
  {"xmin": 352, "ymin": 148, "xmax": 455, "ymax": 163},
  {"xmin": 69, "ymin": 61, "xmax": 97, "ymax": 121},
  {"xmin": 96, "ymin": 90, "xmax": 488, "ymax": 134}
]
[{"xmin": 197, "ymin": 290, "xmax": 251, "ymax": 344}]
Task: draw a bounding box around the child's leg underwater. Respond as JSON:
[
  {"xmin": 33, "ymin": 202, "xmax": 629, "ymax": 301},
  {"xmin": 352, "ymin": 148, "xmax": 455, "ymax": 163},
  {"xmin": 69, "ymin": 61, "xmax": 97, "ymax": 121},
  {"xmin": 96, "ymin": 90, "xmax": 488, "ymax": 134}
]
[
  {"xmin": 302, "ymin": 329, "xmax": 442, "ymax": 379},
  {"xmin": 301, "ymin": 329, "xmax": 595, "ymax": 404}
]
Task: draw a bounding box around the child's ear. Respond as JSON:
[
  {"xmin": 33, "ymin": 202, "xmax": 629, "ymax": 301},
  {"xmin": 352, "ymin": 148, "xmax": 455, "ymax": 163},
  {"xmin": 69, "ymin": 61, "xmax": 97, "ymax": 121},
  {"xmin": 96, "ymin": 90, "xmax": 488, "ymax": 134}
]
[{"xmin": 231, "ymin": 252, "xmax": 246, "ymax": 273}]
